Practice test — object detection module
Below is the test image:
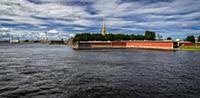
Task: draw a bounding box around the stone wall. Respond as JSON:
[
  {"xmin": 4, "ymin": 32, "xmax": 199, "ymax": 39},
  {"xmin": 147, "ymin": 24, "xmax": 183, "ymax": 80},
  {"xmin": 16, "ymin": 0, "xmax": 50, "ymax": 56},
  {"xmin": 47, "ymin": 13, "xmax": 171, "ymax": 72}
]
[{"xmin": 76, "ymin": 41, "xmax": 177, "ymax": 50}]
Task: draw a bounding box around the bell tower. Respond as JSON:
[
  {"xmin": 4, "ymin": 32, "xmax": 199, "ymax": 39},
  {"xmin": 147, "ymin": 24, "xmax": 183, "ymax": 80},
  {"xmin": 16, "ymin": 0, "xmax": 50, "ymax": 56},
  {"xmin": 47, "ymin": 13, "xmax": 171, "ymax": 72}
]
[{"xmin": 101, "ymin": 15, "xmax": 107, "ymax": 36}]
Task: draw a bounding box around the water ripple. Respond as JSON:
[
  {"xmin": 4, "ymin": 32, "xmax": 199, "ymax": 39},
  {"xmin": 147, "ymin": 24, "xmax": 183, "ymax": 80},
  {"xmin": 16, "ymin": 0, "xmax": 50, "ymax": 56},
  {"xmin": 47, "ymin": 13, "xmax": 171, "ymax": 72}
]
[{"xmin": 0, "ymin": 44, "xmax": 200, "ymax": 98}]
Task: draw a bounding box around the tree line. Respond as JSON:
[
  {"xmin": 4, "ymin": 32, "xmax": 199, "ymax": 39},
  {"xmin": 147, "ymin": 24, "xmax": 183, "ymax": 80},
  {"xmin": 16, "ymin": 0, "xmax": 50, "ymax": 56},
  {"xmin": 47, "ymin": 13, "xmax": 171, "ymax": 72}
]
[
  {"xmin": 186, "ymin": 35, "xmax": 200, "ymax": 43},
  {"xmin": 73, "ymin": 31, "xmax": 156, "ymax": 42},
  {"xmin": 72, "ymin": 31, "xmax": 200, "ymax": 43}
]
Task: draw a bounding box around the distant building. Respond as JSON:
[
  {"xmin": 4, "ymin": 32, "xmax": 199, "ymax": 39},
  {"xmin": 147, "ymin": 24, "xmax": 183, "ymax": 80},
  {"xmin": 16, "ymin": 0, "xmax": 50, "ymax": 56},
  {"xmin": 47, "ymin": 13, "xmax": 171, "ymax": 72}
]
[
  {"xmin": 9, "ymin": 36, "xmax": 20, "ymax": 44},
  {"xmin": 195, "ymin": 38, "xmax": 198, "ymax": 43},
  {"xmin": 41, "ymin": 32, "xmax": 49, "ymax": 44},
  {"xmin": 10, "ymin": 39, "xmax": 19, "ymax": 43},
  {"xmin": 45, "ymin": 32, "xmax": 48, "ymax": 41},
  {"xmin": 175, "ymin": 39, "xmax": 181, "ymax": 42}
]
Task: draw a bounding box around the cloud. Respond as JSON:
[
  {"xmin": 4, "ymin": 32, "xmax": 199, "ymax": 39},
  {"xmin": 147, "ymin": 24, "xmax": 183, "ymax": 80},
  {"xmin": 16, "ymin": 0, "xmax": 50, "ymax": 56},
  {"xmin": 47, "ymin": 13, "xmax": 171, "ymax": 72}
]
[
  {"xmin": 48, "ymin": 29, "xmax": 59, "ymax": 34},
  {"xmin": 72, "ymin": 27, "xmax": 86, "ymax": 30},
  {"xmin": 0, "ymin": 27, "xmax": 10, "ymax": 32},
  {"xmin": 0, "ymin": 0, "xmax": 200, "ymax": 40}
]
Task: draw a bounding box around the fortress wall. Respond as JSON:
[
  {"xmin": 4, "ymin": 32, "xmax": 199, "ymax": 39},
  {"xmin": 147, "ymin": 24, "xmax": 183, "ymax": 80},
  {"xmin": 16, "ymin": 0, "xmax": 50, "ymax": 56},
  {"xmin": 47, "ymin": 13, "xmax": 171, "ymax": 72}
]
[
  {"xmin": 126, "ymin": 41, "xmax": 174, "ymax": 49},
  {"xmin": 179, "ymin": 42, "xmax": 200, "ymax": 46},
  {"xmin": 111, "ymin": 41, "xmax": 126, "ymax": 48},
  {"xmin": 77, "ymin": 41, "xmax": 177, "ymax": 50},
  {"xmin": 90, "ymin": 43, "xmax": 111, "ymax": 48}
]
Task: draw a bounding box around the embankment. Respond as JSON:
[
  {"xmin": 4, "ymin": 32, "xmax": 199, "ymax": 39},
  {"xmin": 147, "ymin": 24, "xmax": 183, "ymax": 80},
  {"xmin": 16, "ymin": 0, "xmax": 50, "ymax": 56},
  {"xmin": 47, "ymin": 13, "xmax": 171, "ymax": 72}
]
[{"xmin": 71, "ymin": 41, "xmax": 178, "ymax": 50}]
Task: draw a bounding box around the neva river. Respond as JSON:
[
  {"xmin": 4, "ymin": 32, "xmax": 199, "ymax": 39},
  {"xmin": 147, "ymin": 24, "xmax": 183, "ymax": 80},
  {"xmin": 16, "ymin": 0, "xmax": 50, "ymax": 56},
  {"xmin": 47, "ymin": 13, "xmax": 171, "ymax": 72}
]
[{"xmin": 0, "ymin": 44, "xmax": 200, "ymax": 98}]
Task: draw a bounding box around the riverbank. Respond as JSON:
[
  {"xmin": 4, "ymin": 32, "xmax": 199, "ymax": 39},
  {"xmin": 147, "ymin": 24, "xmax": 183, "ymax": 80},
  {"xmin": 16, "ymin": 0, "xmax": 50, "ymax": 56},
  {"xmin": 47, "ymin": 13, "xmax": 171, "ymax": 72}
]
[{"xmin": 179, "ymin": 46, "xmax": 200, "ymax": 51}]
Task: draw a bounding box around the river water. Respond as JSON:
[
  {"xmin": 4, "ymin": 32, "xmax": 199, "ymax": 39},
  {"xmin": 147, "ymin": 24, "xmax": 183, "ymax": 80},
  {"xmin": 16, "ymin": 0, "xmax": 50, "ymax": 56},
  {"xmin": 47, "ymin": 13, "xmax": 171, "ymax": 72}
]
[{"xmin": 0, "ymin": 44, "xmax": 200, "ymax": 98}]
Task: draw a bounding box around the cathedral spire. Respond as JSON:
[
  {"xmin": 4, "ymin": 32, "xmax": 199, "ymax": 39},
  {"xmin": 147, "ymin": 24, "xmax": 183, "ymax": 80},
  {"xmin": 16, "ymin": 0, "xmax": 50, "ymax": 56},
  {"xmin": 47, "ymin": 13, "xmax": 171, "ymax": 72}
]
[{"xmin": 101, "ymin": 15, "xmax": 107, "ymax": 36}]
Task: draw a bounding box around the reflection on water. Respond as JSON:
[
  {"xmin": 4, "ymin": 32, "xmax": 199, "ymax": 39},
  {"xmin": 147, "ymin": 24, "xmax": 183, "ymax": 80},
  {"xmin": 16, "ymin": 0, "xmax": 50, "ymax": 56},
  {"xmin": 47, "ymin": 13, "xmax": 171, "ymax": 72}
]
[{"xmin": 0, "ymin": 44, "xmax": 200, "ymax": 98}]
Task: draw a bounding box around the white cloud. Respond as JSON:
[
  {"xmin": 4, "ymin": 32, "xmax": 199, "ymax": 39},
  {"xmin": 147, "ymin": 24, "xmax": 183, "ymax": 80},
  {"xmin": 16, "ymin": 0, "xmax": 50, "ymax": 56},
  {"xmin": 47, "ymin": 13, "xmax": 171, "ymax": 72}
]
[
  {"xmin": 0, "ymin": 27, "xmax": 10, "ymax": 32},
  {"xmin": 0, "ymin": 0, "xmax": 91, "ymax": 27},
  {"xmin": 72, "ymin": 27, "xmax": 86, "ymax": 30},
  {"xmin": 0, "ymin": 0, "xmax": 200, "ymax": 39},
  {"xmin": 106, "ymin": 18, "xmax": 133, "ymax": 27},
  {"xmin": 48, "ymin": 29, "xmax": 59, "ymax": 34},
  {"xmin": 68, "ymin": 33, "xmax": 75, "ymax": 37}
]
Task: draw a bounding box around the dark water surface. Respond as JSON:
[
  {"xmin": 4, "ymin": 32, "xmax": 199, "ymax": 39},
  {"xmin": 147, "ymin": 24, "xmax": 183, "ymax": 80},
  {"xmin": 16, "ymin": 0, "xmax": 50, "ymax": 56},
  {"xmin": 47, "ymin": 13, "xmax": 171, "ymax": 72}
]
[{"xmin": 0, "ymin": 44, "xmax": 200, "ymax": 98}]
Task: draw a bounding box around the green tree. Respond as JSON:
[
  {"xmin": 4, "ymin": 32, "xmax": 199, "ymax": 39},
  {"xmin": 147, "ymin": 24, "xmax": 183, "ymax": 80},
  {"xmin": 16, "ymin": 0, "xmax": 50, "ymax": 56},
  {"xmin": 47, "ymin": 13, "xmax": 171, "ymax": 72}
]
[
  {"xmin": 73, "ymin": 33, "xmax": 146, "ymax": 42},
  {"xmin": 136, "ymin": 35, "xmax": 145, "ymax": 40},
  {"xmin": 198, "ymin": 35, "xmax": 200, "ymax": 42},
  {"xmin": 145, "ymin": 31, "xmax": 156, "ymax": 40},
  {"xmin": 186, "ymin": 35, "xmax": 195, "ymax": 43},
  {"xmin": 130, "ymin": 34, "xmax": 136, "ymax": 40},
  {"xmin": 167, "ymin": 37, "xmax": 172, "ymax": 40}
]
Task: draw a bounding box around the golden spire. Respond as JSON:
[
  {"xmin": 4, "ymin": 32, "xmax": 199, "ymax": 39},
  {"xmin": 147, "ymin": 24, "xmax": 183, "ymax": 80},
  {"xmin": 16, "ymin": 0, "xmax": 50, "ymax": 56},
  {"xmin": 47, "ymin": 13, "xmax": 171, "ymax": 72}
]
[{"xmin": 101, "ymin": 15, "xmax": 107, "ymax": 36}]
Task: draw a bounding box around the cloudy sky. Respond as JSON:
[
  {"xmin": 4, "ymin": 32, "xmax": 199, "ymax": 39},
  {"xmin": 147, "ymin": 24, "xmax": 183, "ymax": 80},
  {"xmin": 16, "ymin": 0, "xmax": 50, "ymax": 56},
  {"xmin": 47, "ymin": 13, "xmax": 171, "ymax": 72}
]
[{"xmin": 0, "ymin": 0, "xmax": 200, "ymax": 40}]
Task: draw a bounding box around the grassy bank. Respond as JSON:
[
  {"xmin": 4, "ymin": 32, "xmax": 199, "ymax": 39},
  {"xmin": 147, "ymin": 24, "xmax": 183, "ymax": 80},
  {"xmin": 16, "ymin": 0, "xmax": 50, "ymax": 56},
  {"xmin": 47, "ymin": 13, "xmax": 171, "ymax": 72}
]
[{"xmin": 179, "ymin": 46, "xmax": 200, "ymax": 51}]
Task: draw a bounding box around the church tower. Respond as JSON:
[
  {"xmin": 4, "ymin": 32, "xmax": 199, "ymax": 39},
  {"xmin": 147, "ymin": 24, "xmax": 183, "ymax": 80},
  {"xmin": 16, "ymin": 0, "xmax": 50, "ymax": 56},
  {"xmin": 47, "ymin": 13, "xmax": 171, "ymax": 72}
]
[{"xmin": 101, "ymin": 15, "xmax": 107, "ymax": 36}]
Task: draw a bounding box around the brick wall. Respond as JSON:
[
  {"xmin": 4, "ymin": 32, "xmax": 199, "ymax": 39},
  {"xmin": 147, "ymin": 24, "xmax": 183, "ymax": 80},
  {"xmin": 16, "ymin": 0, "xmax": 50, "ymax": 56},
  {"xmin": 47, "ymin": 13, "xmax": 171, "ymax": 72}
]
[
  {"xmin": 78, "ymin": 41, "xmax": 176, "ymax": 49},
  {"xmin": 111, "ymin": 41, "xmax": 126, "ymax": 48},
  {"xmin": 126, "ymin": 41, "xmax": 174, "ymax": 49},
  {"xmin": 179, "ymin": 42, "xmax": 200, "ymax": 46},
  {"xmin": 90, "ymin": 43, "xmax": 111, "ymax": 48}
]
